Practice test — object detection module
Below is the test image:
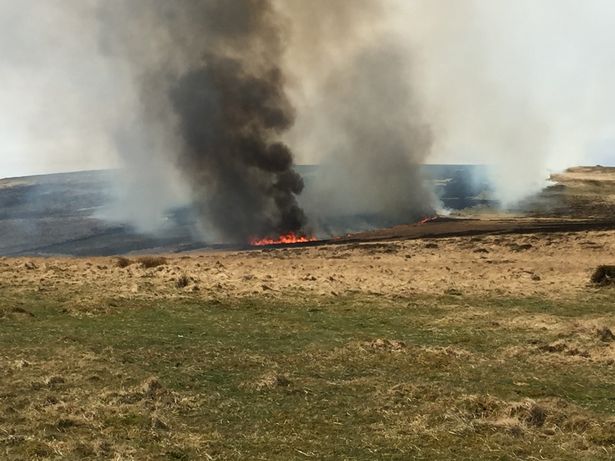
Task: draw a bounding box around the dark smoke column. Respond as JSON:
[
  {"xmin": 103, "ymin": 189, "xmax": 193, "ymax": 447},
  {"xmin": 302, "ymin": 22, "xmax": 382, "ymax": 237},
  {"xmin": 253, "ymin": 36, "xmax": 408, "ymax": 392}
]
[
  {"xmin": 171, "ymin": 57, "xmax": 306, "ymax": 242},
  {"xmin": 99, "ymin": 0, "xmax": 307, "ymax": 243},
  {"xmin": 167, "ymin": 1, "xmax": 306, "ymax": 243}
]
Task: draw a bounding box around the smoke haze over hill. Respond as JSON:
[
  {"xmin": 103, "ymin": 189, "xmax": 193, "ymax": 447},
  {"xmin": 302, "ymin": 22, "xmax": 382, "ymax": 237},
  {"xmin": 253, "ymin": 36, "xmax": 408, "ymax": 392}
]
[{"xmin": 1, "ymin": 0, "xmax": 615, "ymax": 238}]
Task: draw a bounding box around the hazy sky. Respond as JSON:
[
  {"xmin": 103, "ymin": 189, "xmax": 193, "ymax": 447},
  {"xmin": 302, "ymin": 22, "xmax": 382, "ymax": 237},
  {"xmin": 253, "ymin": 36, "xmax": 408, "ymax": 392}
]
[
  {"xmin": 1, "ymin": 0, "xmax": 614, "ymax": 180},
  {"xmin": 0, "ymin": 0, "xmax": 123, "ymax": 178}
]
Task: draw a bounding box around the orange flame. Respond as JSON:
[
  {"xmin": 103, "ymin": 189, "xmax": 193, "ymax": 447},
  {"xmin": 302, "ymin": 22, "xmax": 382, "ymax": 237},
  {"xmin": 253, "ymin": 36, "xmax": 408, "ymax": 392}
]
[
  {"xmin": 419, "ymin": 216, "xmax": 438, "ymax": 225},
  {"xmin": 250, "ymin": 232, "xmax": 316, "ymax": 246}
]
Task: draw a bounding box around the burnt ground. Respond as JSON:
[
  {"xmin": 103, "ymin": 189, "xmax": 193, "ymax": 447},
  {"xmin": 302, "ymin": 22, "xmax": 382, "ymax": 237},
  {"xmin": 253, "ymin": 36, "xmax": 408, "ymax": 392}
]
[
  {"xmin": 330, "ymin": 166, "xmax": 615, "ymax": 245},
  {"xmin": 6, "ymin": 164, "xmax": 609, "ymax": 256},
  {"xmin": 330, "ymin": 216, "xmax": 615, "ymax": 245},
  {"xmin": 1, "ymin": 165, "xmax": 614, "ymax": 257},
  {"xmin": 531, "ymin": 166, "xmax": 615, "ymax": 218}
]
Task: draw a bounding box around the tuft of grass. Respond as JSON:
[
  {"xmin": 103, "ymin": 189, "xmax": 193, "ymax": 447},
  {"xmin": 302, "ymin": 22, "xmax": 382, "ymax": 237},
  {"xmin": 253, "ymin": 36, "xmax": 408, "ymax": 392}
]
[
  {"xmin": 137, "ymin": 255, "xmax": 168, "ymax": 269},
  {"xmin": 113, "ymin": 256, "xmax": 132, "ymax": 268},
  {"xmin": 175, "ymin": 274, "xmax": 191, "ymax": 289},
  {"xmin": 591, "ymin": 265, "xmax": 615, "ymax": 286}
]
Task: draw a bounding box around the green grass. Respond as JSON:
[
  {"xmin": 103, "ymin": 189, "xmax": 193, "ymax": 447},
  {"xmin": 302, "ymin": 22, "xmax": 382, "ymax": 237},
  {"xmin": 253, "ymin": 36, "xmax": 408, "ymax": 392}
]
[{"xmin": 1, "ymin": 291, "xmax": 614, "ymax": 460}]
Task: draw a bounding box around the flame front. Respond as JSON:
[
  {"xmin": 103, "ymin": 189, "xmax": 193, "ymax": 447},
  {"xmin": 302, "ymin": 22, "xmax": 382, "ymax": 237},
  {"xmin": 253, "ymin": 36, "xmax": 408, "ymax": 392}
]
[
  {"xmin": 250, "ymin": 232, "xmax": 316, "ymax": 246},
  {"xmin": 419, "ymin": 216, "xmax": 438, "ymax": 225}
]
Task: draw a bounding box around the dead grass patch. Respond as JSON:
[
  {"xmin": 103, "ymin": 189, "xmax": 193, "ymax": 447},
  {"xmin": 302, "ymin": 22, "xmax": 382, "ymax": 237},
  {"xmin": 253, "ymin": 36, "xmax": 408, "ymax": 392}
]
[
  {"xmin": 597, "ymin": 326, "xmax": 615, "ymax": 342},
  {"xmin": 242, "ymin": 372, "xmax": 292, "ymax": 391},
  {"xmin": 364, "ymin": 338, "xmax": 407, "ymax": 352},
  {"xmin": 457, "ymin": 395, "xmax": 606, "ymax": 439},
  {"xmin": 537, "ymin": 341, "xmax": 591, "ymax": 358},
  {"xmin": 175, "ymin": 274, "xmax": 191, "ymax": 289},
  {"xmin": 114, "ymin": 256, "xmax": 133, "ymax": 268},
  {"xmin": 137, "ymin": 256, "xmax": 168, "ymax": 269}
]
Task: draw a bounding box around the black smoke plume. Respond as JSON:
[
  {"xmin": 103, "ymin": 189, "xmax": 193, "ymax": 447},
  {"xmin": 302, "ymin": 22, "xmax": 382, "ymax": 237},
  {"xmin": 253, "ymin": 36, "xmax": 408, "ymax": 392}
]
[
  {"xmin": 170, "ymin": 53, "xmax": 306, "ymax": 242},
  {"xmin": 101, "ymin": 0, "xmax": 306, "ymax": 242},
  {"xmin": 98, "ymin": 0, "xmax": 440, "ymax": 240}
]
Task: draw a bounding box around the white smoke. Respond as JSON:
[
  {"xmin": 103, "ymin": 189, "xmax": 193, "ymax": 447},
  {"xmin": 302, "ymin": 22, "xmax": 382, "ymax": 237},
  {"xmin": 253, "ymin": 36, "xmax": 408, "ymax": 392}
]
[
  {"xmin": 284, "ymin": 0, "xmax": 615, "ymax": 206},
  {"xmin": 1, "ymin": 0, "xmax": 615, "ymax": 226},
  {"xmin": 0, "ymin": 1, "xmax": 121, "ymax": 176},
  {"xmin": 0, "ymin": 0, "xmax": 188, "ymax": 230},
  {"xmin": 390, "ymin": 0, "xmax": 615, "ymax": 203}
]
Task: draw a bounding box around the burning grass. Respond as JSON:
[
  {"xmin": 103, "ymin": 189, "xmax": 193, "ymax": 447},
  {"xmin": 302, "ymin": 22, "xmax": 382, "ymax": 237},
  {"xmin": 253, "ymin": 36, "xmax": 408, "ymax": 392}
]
[
  {"xmin": 1, "ymin": 287, "xmax": 614, "ymax": 460},
  {"xmin": 249, "ymin": 232, "xmax": 317, "ymax": 246}
]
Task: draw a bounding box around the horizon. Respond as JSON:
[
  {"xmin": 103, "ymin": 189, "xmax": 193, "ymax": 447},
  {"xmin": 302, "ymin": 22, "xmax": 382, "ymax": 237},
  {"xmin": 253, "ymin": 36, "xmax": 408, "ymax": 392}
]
[{"xmin": 2, "ymin": 159, "xmax": 614, "ymax": 182}]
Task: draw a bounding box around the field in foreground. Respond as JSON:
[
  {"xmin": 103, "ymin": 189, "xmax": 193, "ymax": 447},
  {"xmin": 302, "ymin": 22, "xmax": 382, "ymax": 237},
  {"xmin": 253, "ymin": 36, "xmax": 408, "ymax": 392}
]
[
  {"xmin": 0, "ymin": 229, "xmax": 614, "ymax": 460},
  {"xmin": 1, "ymin": 292, "xmax": 615, "ymax": 459}
]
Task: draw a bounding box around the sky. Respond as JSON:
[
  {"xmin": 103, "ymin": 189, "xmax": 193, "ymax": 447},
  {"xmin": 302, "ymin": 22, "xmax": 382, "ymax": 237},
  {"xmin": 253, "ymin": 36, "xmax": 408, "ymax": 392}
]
[
  {"xmin": 0, "ymin": 0, "xmax": 614, "ymax": 180},
  {"xmin": 0, "ymin": 0, "xmax": 123, "ymax": 178}
]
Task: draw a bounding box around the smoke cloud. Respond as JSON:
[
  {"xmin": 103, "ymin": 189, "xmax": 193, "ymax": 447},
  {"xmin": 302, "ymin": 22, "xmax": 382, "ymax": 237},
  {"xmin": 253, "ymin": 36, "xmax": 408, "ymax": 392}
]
[
  {"xmin": 279, "ymin": 0, "xmax": 437, "ymax": 234},
  {"xmin": 395, "ymin": 0, "xmax": 615, "ymax": 204},
  {"xmin": 97, "ymin": 0, "xmax": 308, "ymax": 242},
  {"xmin": 0, "ymin": 0, "xmax": 122, "ymax": 176},
  {"xmin": 3, "ymin": 0, "xmax": 615, "ymax": 237}
]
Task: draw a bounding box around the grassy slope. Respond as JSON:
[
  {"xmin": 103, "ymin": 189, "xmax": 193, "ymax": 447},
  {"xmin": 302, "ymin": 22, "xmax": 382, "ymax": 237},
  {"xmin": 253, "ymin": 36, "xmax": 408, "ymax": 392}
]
[{"xmin": 1, "ymin": 290, "xmax": 614, "ymax": 460}]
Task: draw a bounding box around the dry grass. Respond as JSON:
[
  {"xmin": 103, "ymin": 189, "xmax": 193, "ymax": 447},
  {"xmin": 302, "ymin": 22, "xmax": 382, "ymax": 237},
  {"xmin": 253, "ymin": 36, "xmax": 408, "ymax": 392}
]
[
  {"xmin": 591, "ymin": 265, "xmax": 615, "ymax": 286},
  {"xmin": 175, "ymin": 274, "xmax": 191, "ymax": 289},
  {"xmin": 113, "ymin": 256, "xmax": 132, "ymax": 268},
  {"xmin": 0, "ymin": 230, "xmax": 614, "ymax": 306},
  {"xmin": 0, "ymin": 229, "xmax": 614, "ymax": 459},
  {"xmin": 136, "ymin": 256, "xmax": 168, "ymax": 269},
  {"xmin": 0, "ymin": 288, "xmax": 614, "ymax": 460}
]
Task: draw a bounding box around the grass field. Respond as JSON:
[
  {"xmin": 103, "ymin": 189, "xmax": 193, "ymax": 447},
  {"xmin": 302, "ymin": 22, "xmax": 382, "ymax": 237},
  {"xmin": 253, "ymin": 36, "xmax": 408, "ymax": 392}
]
[{"xmin": 1, "ymin": 288, "xmax": 614, "ymax": 460}]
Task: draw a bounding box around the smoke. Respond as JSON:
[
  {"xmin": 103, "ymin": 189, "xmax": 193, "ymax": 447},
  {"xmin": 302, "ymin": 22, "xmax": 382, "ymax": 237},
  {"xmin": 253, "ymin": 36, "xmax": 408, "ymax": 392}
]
[
  {"xmin": 296, "ymin": 44, "xmax": 435, "ymax": 230},
  {"xmin": 279, "ymin": 1, "xmax": 437, "ymax": 233},
  {"xmin": 95, "ymin": 0, "xmax": 438, "ymax": 240},
  {"xmin": 0, "ymin": 0, "xmax": 121, "ymax": 176},
  {"xmin": 4, "ymin": 0, "xmax": 615, "ymax": 238},
  {"xmin": 170, "ymin": 57, "xmax": 306, "ymax": 241},
  {"xmin": 0, "ymin": 0, "xmax": 190, "ymax": 231},
  {"xmin": 284, "ymin": 0, "xmax": 615, "ymax": 211},
  {"xmin": 395, "ymin": 0, "xmax": 615, "ymax": 204},
  {"xmin": 95, "ymin": 0, "xmax": 307, "ymax": 242}
]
